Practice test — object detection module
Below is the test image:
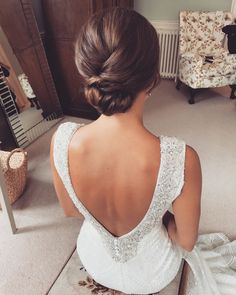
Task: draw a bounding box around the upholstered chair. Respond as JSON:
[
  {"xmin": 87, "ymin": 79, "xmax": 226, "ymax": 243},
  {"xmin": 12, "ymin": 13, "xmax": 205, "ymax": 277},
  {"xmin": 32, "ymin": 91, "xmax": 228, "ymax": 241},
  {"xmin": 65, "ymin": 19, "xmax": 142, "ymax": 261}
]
[{"xmin": 176, "ymin": 11, "xmax": 236, "ymax": 104}]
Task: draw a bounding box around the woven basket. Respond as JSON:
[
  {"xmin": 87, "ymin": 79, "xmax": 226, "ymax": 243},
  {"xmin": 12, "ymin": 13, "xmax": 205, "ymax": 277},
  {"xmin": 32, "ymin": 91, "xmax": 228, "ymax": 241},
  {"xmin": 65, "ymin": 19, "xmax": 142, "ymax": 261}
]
[{"xmin": 0, "ymin": 148, "xmax": 28, "ymax": 209}]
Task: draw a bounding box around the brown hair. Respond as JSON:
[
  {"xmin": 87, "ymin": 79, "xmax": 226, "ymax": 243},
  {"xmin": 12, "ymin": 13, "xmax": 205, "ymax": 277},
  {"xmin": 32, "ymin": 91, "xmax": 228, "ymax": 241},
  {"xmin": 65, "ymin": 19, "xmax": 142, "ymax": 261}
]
[{"xmin": 75, "ymin": 7, "xmax": 159, "ymax": 116}]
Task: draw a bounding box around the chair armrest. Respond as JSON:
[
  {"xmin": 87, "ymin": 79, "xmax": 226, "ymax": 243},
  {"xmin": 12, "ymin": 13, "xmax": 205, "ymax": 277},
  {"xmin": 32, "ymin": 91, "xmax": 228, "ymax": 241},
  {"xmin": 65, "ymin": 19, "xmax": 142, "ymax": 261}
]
[{"xmin": 178, "ymin": 52, "xmax": 203, "ymax": 87}]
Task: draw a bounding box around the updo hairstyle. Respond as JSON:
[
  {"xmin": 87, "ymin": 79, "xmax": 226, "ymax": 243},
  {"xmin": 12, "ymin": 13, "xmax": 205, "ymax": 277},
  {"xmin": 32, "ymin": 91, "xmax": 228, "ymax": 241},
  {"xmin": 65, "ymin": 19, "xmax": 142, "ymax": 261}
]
[{"xmin": 75, "ymin": 7, "xmax": 159, "ymax": 116}]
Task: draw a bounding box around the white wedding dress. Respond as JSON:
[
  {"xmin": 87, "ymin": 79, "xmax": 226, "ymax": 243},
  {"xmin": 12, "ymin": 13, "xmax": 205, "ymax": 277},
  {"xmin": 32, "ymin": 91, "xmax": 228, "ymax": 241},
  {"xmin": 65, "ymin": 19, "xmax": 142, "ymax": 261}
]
[{"xmin": 53, "ymin": 121, "xmax": 236, "ymax": 295}]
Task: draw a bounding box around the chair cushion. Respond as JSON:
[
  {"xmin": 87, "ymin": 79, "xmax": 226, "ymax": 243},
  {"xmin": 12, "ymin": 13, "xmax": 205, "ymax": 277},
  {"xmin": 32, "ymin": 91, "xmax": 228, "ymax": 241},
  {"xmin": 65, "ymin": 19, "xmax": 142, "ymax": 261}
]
[{"xmin": 179, "ymin": 11, "xmax": 233, "ymax": 55}]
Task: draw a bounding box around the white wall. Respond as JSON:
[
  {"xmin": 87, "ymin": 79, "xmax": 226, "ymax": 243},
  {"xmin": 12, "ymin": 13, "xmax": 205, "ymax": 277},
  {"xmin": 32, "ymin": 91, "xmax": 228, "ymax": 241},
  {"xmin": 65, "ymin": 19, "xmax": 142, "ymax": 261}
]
[
  {"xmin": 231, "ymin": 0, "xmax": 236, "ymax": 17},
  {"xmin": 134, "ymin": 0, "xmax": 232, "ymax": 20}
]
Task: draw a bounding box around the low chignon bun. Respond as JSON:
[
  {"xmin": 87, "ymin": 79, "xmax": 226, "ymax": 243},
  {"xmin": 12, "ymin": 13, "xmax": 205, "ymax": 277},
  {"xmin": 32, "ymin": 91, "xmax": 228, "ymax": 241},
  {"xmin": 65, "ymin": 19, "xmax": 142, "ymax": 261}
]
[
  {"xmin": 75, "ymin": 7, "xmax": 159, "ymax": 116},
  {"xmin": 84, "ymin": 76, "xmax": 134, "ymax": 115}
]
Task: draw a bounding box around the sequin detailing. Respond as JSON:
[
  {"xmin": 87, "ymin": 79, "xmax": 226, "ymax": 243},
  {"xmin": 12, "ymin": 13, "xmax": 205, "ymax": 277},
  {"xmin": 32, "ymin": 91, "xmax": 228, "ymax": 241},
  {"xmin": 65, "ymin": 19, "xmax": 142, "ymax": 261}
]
[{"xmin": 53, "ymin": 121, "xmax": 186, "ymax": 262}]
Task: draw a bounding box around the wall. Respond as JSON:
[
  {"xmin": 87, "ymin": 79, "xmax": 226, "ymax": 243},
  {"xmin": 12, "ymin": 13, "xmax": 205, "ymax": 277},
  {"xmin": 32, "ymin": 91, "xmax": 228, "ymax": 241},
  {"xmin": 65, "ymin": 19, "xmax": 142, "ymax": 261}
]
[
  {"xmin": 134, "ymin": 0, "xmax": 232, "ymax": 20},
  {"xmin": 231, "ymin": 0, "xmax": 236, "ymax": 16}
]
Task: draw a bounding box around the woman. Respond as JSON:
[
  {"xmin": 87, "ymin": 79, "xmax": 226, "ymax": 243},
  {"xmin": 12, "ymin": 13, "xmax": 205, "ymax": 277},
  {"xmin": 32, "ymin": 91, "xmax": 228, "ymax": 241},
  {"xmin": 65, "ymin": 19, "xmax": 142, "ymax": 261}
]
[{"xmin": 50, "ymin": 7, "xmax": 236, "ymax": 295}]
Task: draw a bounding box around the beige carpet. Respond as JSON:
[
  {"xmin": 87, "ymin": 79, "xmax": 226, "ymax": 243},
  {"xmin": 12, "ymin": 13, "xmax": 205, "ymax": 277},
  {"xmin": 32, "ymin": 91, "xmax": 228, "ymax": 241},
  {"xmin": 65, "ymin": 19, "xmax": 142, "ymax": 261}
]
[
  {"xmin": 0, "ymin": 80, "xmax": 236, "ymax": 295},
  {"xmin": 0, "ymin": 117, "xmax": 88, "ymax": 295}
]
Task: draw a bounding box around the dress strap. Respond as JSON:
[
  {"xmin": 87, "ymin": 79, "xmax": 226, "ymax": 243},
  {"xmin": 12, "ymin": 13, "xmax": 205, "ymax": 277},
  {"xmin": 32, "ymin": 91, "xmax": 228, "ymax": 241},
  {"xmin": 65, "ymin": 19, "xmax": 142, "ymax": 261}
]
[
  {"xmin": 172, "ymin": 139, "xmax": 186, "ymax": 201},
  {"xmin": 172, "ymin": 137, "xmax": 186, "ymax": 201},
  {"xmin": 160, "ymin": 135, "xmax": 186, "ymax": 206},
  {"xmin": 53, "ymin": 121, "xmax": 88, "ymax": 217}
]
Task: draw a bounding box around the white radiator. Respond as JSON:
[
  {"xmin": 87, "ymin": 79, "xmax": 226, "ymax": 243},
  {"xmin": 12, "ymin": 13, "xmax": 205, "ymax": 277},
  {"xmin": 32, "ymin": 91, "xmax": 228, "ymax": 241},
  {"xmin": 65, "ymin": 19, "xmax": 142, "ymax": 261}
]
[{"xmin": 151, "ymin": 21, "xmax": 179, "ymax": 79}]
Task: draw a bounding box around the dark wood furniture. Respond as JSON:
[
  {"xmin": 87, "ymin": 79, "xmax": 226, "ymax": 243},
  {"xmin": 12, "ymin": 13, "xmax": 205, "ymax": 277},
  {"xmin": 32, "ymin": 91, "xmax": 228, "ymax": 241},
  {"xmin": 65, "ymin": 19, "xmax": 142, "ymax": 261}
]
[
  {"xmin": 0, "ymin": 0, "xmax": 62, "ymax": 118},
  {"xmin": 42, "ymin": 0, "xmax": 133, "ymax": 120}
]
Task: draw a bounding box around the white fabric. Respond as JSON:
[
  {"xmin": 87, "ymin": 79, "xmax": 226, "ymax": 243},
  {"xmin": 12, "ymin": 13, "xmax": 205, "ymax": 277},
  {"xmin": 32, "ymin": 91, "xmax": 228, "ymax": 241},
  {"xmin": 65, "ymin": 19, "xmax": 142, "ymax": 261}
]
[{"xmin": 53, "ymin": 122, "xmax": 236, "ymax": 294}]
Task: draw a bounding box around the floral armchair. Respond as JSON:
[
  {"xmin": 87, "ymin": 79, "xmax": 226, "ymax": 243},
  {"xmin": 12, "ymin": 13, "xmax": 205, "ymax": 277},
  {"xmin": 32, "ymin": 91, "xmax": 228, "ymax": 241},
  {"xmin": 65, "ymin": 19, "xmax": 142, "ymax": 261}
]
[{"xmin": 176, "ymin": 11, "xmax": 236, "ymax": 104}]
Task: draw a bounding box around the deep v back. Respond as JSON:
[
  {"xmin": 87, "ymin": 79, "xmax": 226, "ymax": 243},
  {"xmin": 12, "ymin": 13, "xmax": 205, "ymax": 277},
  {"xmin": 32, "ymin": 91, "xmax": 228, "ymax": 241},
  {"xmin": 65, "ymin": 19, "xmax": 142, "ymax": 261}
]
[
  {"xmin": 54, "ymin": 121, "xmax": 163, "ymax": 237},
  {"xmin": 53, "ymin": 121, "xmax": 186, "ymax": 262},
  {"xmin": 53, "ymin": 122, "xmax": 236, "ymax": 295}
]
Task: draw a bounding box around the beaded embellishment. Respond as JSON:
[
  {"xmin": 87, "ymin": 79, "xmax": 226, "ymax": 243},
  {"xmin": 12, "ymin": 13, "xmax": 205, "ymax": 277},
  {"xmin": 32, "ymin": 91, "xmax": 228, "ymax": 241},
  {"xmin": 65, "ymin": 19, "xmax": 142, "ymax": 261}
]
[{"xmin": 53, "ymin": 122, "xmax": 186, "ymax": 262}]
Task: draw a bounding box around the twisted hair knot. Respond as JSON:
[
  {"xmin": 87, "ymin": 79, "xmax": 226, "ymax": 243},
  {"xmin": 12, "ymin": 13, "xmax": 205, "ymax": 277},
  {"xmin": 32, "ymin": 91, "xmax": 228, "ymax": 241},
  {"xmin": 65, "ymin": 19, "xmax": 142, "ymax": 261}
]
[{"xmin": 75, "ymin": 7, "xmax": 159, "ymax": 116}]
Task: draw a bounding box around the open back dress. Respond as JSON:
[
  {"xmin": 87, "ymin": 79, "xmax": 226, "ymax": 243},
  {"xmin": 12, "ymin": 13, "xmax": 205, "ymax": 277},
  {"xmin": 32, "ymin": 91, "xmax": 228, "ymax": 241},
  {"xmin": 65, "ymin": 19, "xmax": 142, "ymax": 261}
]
[{"xmin": 53, "ymin": 121, "xmax": 236, "ymax": 295}]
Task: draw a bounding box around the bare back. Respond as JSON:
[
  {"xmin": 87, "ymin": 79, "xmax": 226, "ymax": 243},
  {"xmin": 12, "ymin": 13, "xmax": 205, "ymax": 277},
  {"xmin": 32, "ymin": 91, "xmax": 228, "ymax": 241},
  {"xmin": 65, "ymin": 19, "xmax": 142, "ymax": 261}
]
[{"xmin": 68, "ymin": 122, "xmax": 161, "ymax": 237}]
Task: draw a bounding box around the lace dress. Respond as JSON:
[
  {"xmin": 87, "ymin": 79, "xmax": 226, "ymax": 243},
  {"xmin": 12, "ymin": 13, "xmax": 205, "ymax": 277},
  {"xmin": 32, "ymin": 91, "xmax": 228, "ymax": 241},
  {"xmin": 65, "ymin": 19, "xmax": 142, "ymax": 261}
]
[{"xmin": 53, "ymin": 122, "xmax": 236, "ymax": 295}]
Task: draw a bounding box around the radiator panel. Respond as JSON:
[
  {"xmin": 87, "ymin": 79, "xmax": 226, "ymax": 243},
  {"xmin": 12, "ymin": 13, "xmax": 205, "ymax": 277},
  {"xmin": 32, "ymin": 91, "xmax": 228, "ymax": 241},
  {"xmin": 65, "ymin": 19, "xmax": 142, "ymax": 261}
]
[
  {"xmin": 158, "ymin": 29, "xmax": 179, "ymax": 79},
  {"xmin": 151, "ymin": 20, "xmax": 179, "ymax": 79}
]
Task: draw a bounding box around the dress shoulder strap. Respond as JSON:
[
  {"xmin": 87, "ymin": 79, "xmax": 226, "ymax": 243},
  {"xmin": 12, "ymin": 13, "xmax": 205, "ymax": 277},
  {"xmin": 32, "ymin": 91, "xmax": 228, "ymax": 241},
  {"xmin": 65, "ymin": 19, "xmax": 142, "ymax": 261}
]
[
  {"xmin": 161, "ymin": 135, "xmax": 186, "ymax": 205},
  {"xmin": 53, "ymin": 121, "xmax": 88, "ymax": 216}
]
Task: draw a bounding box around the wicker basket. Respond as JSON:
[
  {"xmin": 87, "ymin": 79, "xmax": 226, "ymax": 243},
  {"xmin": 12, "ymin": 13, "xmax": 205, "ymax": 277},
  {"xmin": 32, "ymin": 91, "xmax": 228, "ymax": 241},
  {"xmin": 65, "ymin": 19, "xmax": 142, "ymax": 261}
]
[{"xmin": 0, "ymin": 148, "xmax": 28, "ymax": 209}]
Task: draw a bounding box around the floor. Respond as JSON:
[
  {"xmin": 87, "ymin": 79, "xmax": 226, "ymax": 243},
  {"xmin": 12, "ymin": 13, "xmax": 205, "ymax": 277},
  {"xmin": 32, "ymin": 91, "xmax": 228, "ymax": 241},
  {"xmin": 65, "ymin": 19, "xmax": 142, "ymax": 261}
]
[
  {"xmin": 0, "ymin": 80, "xmax": 236, "ymax": 295},
  {"xmin": 18, "ymin": 105, "xmax": 44, "ymax": 132}
]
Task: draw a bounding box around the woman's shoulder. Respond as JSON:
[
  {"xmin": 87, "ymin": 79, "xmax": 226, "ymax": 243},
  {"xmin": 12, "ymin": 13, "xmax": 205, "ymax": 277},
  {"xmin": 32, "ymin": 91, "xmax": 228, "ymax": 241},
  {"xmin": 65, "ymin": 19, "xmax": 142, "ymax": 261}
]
[
  {"xmin": 57, "ymin": 121, "xmax": 85, "ymax": 131},
  {"xmin": 159, "ymin": 134, "xmax": 186, "ymax": 154},
  {"xmin": 51, "ymin": 121, "xmax": 83, "ymax": 149},
  {"xmin": 52, "ymin": 121, "xmax": 85, "ymax": 140},
  {"xmin": 160, "ymin": 135, "xmax": 200, "ymax": 163},
  {"xmin": 160, "ymin": 134, "xmax": 185, "ymax": 144}
]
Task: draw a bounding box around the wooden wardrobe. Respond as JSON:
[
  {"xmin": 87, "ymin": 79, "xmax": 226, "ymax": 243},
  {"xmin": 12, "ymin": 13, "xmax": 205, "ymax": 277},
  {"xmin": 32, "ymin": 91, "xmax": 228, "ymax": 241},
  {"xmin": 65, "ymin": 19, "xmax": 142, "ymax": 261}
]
[{"xmin": 42, "ymin": 0, "xmax": 134, "ymax": 120}]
